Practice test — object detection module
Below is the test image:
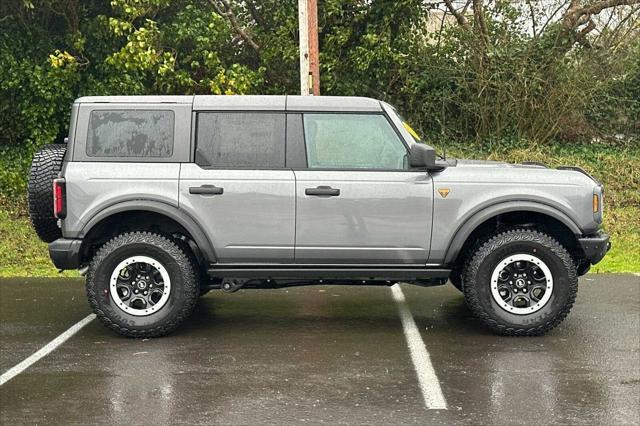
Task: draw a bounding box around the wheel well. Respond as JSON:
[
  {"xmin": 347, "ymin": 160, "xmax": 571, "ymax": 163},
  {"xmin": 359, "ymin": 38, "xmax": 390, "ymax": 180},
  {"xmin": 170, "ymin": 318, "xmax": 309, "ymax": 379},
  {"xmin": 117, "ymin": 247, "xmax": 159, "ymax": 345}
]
[
  {"xmin": 451, "ymin": 211, "xmax": 585, "ymax": 274},
  {"xmin": 79, "ymin": 211, "xmax": 202, "ymax": 265}
]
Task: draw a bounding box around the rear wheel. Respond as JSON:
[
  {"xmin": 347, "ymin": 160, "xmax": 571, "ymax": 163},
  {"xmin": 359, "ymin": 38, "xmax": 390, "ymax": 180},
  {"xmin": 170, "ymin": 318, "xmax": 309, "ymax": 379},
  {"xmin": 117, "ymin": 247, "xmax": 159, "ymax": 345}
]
[
  {"xmin": 86, "ymin": 232, "xmax": 199, "ymax": 338},
  {"xmin": 462, "ymin": 229, "xmax": 577, "ymax": 336}
]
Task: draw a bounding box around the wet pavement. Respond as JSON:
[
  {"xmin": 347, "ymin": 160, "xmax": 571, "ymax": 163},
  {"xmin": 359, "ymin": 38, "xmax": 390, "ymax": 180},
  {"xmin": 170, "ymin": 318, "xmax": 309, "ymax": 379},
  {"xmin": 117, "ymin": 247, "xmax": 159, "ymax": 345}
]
[{"xmin": 1, "ymin": 274, "xmax": 638, "ymax": 425}]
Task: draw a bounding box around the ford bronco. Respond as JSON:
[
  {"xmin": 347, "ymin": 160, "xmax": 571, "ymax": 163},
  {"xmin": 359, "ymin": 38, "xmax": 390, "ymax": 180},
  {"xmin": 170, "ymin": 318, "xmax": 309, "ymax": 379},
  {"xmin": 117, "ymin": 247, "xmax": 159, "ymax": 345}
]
[{"xmin": 28, "ymin": 95, "xmax": 610, "ymax": 337}]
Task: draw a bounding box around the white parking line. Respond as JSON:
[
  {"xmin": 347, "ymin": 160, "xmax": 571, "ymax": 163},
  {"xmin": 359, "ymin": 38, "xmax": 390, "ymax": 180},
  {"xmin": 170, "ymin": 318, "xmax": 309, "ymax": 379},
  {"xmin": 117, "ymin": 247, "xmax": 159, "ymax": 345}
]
[
  {"xmin": 0, "ymin": 314, "xmax": 95, "ymax": 386},
  {"xmin": 391, "ymin": 284, "xmax": 447, "ymax": 410}
]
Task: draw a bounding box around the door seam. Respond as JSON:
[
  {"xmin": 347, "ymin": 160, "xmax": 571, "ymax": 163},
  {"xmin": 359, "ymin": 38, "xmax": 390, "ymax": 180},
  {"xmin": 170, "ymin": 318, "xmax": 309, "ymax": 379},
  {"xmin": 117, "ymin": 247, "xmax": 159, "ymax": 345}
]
[{"xmin": 293, "ymin": 169, "xmax": 298, "ymax": 262}]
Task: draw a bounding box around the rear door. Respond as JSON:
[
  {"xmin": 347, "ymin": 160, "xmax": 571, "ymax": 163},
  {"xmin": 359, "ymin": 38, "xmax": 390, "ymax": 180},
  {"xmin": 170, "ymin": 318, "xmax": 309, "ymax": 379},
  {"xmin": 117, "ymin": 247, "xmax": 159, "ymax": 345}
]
[
  {"xmin": 294, "ymin": 113, "xmax": 433, "ymax": 264},
  {"xmin": 179, "ymin": 112, "xmax": 295, "ymax": 263}
]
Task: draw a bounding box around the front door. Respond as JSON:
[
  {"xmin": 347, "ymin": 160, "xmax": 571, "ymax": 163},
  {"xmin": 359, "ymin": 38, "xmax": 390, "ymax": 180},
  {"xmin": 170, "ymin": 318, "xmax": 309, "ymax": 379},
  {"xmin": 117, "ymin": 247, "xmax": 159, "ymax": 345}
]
[
  {"xmin": 294, "ymin": 113, "xmax": 433, "ymax": 264},
  {"xmin": 179, "ymin": 112, "xmax": 295, "ymax": 263}
]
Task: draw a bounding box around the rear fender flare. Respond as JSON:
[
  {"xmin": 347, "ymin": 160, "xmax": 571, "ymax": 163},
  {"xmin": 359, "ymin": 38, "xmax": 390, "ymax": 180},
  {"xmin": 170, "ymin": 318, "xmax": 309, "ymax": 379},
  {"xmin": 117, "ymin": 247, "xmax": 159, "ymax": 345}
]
[{"xmin": 79, "ymin": 200, "xmax": 217, "ymax": 262}]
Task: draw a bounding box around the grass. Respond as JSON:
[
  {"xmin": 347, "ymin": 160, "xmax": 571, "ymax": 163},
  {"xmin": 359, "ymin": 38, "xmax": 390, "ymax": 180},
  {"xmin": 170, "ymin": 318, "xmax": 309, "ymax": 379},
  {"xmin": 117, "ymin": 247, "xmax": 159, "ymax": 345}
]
[
  {"xmin": 0, "ymin": 142, "xmax": 638, "ymax": 276},
  {"xmin": 0, "ymin": 203, "xmax": 77, "ymax": 278}
]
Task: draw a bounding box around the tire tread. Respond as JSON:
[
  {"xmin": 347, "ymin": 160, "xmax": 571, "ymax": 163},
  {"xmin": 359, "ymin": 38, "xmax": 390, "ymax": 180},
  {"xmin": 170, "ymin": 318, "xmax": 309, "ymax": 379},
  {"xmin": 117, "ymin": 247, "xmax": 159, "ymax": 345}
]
[{"xmin": 28, "ymin": 144, "xmax": 67, "ymax": 242}]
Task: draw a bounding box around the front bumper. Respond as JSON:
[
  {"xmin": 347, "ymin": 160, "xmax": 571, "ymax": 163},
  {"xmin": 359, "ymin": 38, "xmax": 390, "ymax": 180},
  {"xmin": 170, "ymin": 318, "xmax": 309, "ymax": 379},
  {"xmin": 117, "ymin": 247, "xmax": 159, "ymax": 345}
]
[
  {"xmin": 578, "ymin": 231, "xmax": 611, "ymax": 265},
  {"xmin": 49, "ymin": 238, "xmax": 82, "ymax": 270}
]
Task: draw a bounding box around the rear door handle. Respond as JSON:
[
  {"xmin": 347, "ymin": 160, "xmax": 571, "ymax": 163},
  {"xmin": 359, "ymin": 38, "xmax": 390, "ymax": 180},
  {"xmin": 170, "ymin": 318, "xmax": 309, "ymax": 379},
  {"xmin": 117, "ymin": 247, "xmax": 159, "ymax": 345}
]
[
  {"xmin": 189, "ymin": 185, "xmax": 224, "ymax": 195},
  {"xmin": 305, "ymin": 186, "xmax": 340, "ymax": 197}
]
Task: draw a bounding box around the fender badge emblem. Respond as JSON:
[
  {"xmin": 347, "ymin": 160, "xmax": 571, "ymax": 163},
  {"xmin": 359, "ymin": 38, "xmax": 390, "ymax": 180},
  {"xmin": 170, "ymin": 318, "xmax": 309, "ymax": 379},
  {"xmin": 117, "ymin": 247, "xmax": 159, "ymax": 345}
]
[{"xmin": 438, "ymin": 188, "xmax": 451, "ymax": 198}]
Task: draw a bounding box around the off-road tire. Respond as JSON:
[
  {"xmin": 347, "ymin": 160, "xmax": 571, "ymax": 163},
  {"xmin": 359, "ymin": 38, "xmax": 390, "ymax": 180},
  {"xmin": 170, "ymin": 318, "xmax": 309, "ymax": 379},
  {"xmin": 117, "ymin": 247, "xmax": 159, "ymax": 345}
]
[
  {"xmin": 86, "ymin": 232, "xmax": 199, "ymax": 338},
  {"xmin": 28, "ymin": 144, "xmax": 67, "ymax": 242},
  {"xmin": 462, "ymin": 229, "xmax": 578, "ymax": 336}
]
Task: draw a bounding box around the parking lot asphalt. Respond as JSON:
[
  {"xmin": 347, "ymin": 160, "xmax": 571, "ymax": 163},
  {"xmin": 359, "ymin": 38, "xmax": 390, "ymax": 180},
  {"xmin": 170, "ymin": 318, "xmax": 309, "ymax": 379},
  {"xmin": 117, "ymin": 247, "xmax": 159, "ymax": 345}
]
[{"xmin": 1, "ymin": 274, "xmax": 639, "ymax": 425}]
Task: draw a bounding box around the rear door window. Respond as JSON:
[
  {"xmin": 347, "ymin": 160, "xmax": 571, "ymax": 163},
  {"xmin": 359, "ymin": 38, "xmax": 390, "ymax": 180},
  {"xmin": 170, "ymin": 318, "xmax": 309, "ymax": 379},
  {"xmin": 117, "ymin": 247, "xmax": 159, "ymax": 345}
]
[
  {"xmin": 87, "ymin": 110, "xmax": 174, "ymax": 157},
  {"xmin": 196, "ymin": 113, "xmax": 286, "ymax": 168}
]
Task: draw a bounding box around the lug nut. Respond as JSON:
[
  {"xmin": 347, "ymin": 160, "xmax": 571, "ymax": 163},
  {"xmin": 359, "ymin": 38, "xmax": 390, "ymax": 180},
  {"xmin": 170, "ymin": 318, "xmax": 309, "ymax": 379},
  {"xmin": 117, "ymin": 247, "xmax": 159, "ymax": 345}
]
[{"xmin": 143, "ymin": 291, "xmax": 148, "ymax": 295}]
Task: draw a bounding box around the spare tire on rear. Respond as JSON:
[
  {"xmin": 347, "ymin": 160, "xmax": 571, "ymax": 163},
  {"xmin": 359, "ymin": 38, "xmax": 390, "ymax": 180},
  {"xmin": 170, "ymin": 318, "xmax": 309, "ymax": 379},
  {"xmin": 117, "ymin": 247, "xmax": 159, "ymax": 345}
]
[{"xmin": 28, "ymin": 144, "xmax": 67, "ymax": 243}]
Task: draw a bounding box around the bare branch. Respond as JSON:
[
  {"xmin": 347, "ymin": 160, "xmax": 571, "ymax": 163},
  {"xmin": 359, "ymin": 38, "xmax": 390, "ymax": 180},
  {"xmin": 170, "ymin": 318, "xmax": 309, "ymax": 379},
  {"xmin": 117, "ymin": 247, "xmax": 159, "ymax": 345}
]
[
  {"xmin": 563, "ymin": 0, "xmax": 640, "ymax": 30},
  {"xmin": 576, "ymin": 18, "xmax": 597, "ymax": 47},
  {"xmin": 443, "ymin": 0, "xmax": 470, "ymax": 30},
  {"xmin": 594, "ymin": 4, "xmax": 640, "ymax": 48},
  {"xmin": 209, "ymin": 0, "xmax": 260, "ymax": 53},
  {"xmin": 539, "ymin": 0, "xmax": 572, "ymax": 34},
  {"xmin": 525, "ymin": 0, "xmax": 538, "ymax": 37},
  {"xmin": 580, "ymin": 0, "xmax": 640, "ymax": 16}
]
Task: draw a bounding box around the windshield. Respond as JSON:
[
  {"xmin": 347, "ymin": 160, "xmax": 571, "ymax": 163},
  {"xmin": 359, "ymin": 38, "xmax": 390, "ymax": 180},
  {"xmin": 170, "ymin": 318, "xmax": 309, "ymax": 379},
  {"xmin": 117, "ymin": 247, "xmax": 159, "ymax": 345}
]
[
  {"xmin": 393, "ymin": 110, "xmax": 422, "ymax": 143},
  {"xmin": 390, "ymin": 106, "xmax": 446, "ymax": 160}
]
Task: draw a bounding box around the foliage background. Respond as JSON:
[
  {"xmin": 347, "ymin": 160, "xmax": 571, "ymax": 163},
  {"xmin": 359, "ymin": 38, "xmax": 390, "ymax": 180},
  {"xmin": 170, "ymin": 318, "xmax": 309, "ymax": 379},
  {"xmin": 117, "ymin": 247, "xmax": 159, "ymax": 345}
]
[{"xmin": 0, "ymin": 0, "xmax": 638, "ymax": 274}]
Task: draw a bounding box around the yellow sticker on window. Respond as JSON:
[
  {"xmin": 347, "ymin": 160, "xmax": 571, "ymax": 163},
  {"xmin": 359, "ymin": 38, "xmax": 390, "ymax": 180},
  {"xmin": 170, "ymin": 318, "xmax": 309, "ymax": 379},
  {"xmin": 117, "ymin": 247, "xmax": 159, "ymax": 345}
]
[{"xmin": 402, "ymin": 122, "xmax": 421, "ymax": 141}]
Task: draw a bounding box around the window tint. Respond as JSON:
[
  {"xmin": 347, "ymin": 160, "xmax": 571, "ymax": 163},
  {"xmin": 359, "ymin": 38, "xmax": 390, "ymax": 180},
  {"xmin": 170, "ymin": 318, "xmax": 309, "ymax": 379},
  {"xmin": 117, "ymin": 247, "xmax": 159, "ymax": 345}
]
[
  {"xmin": 87, "ymin": 110, "xmax": 174, "ymax": 157},
  {"xmin": 196, "ymin": 113, "xmax": 285, "ymax": 168},
  {"xmin": 303, "ymin": 114, "xmax": 407, "ymax": 170}
]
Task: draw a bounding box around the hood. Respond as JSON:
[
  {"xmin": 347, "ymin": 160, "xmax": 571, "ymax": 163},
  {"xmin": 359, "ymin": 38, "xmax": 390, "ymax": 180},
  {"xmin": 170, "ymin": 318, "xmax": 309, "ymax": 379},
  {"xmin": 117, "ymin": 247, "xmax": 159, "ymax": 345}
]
[
  {"xmin": 455, "ymin": 159, "xmax": 546, "ymax": 169},
  {"xmin": 451, "ymin": 159, "xmax": 600, "ymax": 185}
]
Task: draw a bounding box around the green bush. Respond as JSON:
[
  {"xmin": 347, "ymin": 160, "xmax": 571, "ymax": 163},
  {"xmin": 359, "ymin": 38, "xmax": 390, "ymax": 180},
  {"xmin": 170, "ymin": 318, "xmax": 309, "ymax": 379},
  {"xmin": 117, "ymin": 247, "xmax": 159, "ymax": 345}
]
[{"xmin": 1, "ymin": 0, "xmax": 638, "ymax": 198}]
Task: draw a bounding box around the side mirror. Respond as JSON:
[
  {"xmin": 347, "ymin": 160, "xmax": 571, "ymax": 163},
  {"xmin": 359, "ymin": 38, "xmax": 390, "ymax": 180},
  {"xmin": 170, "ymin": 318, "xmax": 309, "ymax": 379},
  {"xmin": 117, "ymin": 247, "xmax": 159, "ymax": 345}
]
[{"xmin": 409, "ymin": 143, "xmax": 436, "ymax": 168}]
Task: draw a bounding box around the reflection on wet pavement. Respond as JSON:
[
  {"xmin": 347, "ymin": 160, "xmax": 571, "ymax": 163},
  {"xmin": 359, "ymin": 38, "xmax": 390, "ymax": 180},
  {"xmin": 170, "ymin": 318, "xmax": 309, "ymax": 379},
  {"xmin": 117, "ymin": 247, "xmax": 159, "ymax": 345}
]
[{"xmin": 1, "ymin": 274, "xmax": 638, "ymax": 424}]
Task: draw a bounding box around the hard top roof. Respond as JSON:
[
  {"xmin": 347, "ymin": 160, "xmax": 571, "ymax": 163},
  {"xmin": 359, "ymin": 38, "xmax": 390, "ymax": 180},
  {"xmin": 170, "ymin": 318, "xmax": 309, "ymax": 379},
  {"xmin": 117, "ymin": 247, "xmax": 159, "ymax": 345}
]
[{"xmin": 75, "ymin": 95, "xmax": 383, "ymax": 112}]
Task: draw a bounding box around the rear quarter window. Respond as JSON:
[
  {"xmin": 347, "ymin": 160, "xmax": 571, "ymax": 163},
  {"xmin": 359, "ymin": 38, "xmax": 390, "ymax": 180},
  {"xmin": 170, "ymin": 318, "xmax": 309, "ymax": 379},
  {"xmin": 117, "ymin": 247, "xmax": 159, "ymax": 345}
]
[
  {"xmin": 87, "ymin": 110, "xmax": 174, "ymax": 157},
  {"xmin": 195, "ymin": 112, "xmax": 285, "ymax": 168}
]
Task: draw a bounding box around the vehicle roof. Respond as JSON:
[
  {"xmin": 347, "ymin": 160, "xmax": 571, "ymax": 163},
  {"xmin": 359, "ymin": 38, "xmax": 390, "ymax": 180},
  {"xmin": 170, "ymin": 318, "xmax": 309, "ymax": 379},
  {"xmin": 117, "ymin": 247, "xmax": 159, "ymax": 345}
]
[
  {"xmin": 74, "ymin": 95, "xmax": 383, "ymax": 112},
  {"xmin": 75, "ymin": 95, "xmax": 194, "ymax": 104}
]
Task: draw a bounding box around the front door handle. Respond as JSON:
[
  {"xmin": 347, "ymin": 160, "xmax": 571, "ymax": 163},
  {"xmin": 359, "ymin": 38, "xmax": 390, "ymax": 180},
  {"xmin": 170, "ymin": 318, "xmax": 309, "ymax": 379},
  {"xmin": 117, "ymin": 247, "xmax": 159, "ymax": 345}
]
[
  {"xmin": 189, "ymin": 185, "xmax": 224, "ymax": 195},
  {"xmin": 305, "ymin": 186, "xmax": 340, "ymax": 197}
]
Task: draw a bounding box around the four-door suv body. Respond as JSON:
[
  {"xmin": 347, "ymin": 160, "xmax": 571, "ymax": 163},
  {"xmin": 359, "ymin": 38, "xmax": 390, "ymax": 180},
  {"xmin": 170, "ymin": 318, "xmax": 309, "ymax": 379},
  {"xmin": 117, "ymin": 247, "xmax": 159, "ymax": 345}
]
[{"xmin": 28, "ymin": 95, "xmax": 610, "ymax": 337}]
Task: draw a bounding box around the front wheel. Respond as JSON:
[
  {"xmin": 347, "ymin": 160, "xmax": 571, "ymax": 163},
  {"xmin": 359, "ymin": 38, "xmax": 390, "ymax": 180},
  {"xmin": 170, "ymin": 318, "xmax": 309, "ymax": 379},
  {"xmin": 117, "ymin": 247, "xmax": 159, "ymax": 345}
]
[
  {"xmin": 86, "ymin": 232, "xmax": 199, "ymax": 338},
  {"xmin": 462, "ymin": 229, "xmax": 578, "ymax": 336}
]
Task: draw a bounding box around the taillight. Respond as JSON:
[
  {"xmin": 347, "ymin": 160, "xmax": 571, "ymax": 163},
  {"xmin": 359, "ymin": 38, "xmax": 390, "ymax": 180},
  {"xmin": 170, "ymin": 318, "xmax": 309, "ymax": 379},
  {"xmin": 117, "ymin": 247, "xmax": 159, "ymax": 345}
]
[{"xmin": 53, "ymin": 178, "xmax": 66, "ymax": 219}]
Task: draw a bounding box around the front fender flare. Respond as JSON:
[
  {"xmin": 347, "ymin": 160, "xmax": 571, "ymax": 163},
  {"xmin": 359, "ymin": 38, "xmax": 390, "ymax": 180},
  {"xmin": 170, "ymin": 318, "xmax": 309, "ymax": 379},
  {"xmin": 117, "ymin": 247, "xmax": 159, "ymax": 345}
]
[
  {"xmin": 443, "ymin": 201, "xmax": 582, "ymax": 265},
  {"xmin": 79, "ymin": 200, "xmax": 217, "ymax": 262}
]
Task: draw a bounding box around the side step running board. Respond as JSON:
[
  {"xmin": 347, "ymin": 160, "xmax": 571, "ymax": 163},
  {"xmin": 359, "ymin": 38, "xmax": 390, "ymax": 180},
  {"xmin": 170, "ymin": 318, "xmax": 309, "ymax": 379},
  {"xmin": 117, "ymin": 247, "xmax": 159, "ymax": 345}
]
[{"xmin": 206, "ymin": 267, "xmax": 451, "ymax": 280}]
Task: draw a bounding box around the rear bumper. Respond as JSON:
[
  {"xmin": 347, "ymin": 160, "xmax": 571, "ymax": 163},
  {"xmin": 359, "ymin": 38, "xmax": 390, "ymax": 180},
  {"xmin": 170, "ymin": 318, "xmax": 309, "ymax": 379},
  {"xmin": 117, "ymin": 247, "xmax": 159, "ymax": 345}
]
[
  {"xmin": 578, "ymin": 231, "xmax": 611, "ymax": 265},
  {"xmin": 49, "ymin": 238, "xmax": 82, "ymax": 270}
]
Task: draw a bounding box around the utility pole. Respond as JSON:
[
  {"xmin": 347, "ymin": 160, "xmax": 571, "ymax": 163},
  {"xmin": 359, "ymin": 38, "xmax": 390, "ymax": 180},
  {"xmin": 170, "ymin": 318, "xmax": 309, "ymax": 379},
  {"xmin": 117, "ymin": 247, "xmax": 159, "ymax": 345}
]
[
  {"xmin": 298, "ymin": 0, "xmax": 309, "ymax": 95},
  {"xmin": 307, "ymin": 0, "xmax": 320, "ymax": 96},
  {"xmin": 298, "ymin": 0, "xmax": 320, "ymax": 95}
]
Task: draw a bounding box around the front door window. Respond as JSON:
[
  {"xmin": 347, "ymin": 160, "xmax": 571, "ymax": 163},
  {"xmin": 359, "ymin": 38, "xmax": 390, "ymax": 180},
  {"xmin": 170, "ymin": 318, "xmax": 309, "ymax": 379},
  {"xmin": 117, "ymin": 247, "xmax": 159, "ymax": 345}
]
[{"xmin": 303, "ymin": 114, "xmax": 408, "ymax": 170}]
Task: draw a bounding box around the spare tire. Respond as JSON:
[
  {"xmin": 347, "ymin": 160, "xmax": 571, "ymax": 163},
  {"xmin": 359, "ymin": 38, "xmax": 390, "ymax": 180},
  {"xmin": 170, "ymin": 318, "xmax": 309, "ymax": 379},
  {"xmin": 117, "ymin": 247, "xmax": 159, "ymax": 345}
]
[{"xmin": 28, "ymin": 144, "xmax": 67, "ymax": 243}]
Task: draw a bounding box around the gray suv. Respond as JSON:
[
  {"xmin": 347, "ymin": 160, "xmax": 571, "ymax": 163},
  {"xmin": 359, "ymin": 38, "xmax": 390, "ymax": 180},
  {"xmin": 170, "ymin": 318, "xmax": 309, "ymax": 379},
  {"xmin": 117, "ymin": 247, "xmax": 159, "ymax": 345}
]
[{"xmin": 27, "ymin": 95, "xmax": 610, "ymax": 337}]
